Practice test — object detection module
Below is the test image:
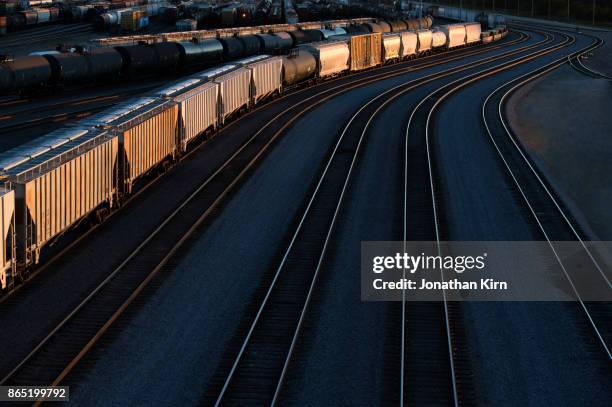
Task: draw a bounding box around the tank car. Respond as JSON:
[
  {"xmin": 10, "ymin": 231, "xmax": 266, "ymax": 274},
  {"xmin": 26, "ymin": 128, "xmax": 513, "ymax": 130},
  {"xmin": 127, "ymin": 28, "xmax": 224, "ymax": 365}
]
[
  {"xmin": 281, "ymin": 51, "xmax": 316, "ymax": 86},
  {"xmin": 218, "ymin": 36, "xmax": 246, "ymax": 60},
  {"xmin": 177, "ymin": 39, "xmax": 224, "ymax": 66},
  {"xmin": 238, "ymin": 35, "xmax": 262, "ymax": 57}
]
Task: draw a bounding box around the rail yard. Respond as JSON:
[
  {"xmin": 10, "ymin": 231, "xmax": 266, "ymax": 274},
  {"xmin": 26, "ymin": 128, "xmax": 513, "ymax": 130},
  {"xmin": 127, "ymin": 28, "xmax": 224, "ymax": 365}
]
[{"xmin": 0, "ymin": 0, "xmax": 610, "ymax": 405}]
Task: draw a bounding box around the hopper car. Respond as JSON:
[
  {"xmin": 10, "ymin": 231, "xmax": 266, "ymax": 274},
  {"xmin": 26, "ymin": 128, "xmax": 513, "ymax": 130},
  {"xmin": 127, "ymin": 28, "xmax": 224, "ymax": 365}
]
[{"xmin": 0, "ymin": 21, "xmax": 503, "ymax": 288}]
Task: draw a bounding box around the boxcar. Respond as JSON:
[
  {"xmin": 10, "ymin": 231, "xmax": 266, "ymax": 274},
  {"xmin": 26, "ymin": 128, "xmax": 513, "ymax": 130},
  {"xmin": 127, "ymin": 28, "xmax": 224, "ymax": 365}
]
[
  {"xmin": 399, "ymin": 31, "xmax": 418, "ymax": 58},
  {"xmin": 465, "ymin": 22, "xmax": 482, "ymax": 44},
  {"xmin": 299, "ymin": 41, "xmax": 350, "ymax": 78},
  {"xmin": 156, "ymin": 78, "xmax": 218, "ymax": 152},
  {"xmin": 338, "ymin": 33, "xmax": 382, "ymax": 71},
  {"xmin": 382, "ymin": 33, "xmax": 401, "ymax": 62},
  {"xmin": 0, "ymin": 188, "xmax": 15, "ymax": 289},
  {"xmin": 416, "ymin": 30, "xmax": 433, "ymax": 53},
  {"xmin": 200, "ymin": 64, "xmax": 251, "ymax": 124},
  {"xmin": 439, "ymin": 24, "xmax": 467, "ymax": 48},
  {"xmin": 0, "ymin": 129, "xmax": 118, "ymax": 266},
  {"xmin": 236, "ymin": 55, "xmax": 283, "ymax": 104}
]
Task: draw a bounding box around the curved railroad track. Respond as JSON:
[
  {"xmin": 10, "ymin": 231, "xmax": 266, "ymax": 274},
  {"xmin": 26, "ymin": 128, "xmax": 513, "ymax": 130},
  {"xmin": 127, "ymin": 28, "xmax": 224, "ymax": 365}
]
[
  {"xmin": 481, "ymin": 25, "xmax": 611, "ymax": 360},
  {"xmin": 0, "ymin": 28, "xmax": 533, "ymax": 395},
  {"xmin": 0, "ymin": 26, "xmax": 581, "ymax": 406}
]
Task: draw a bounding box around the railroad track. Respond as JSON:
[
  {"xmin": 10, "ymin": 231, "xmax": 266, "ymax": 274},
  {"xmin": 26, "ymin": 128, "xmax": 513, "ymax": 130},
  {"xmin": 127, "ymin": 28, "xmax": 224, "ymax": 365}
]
[
  {"xmin": 398, "ymin": 27, "xmax": 577, "ymax": 406},
  {"xmin": 204, "ymin": 28, "xmax": 560, "ymax": 406},
  {"xmin": 0, "ymin": 31, "xmax": 541, "ymax": 401},
  {"xmin": 481, "ymin": 26, "xmax": 611, "ymax": 359},
  {"xmin": 0, "ymin": 23, "xmax": 94, "ymax": 48}
]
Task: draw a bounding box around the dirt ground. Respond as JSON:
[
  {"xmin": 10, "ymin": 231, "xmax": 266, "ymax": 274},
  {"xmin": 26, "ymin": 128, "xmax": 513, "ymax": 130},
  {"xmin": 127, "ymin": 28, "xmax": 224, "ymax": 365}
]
[
  {"xmin": 581, "ymin": 30, "xmax": 612, "ymax": 77},
  {"xmin": 506, "ymin": 63, "xmax": 612, "ymax": 240}
]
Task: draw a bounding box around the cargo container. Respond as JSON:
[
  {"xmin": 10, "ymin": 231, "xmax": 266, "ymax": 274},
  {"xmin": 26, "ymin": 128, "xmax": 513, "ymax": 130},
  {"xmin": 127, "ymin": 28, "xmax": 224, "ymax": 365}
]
[
  {"xmin": 464, "ymin": 22, "xmax": 482, "ymax": 44},
  {"xmin": 299, "ymin": 41, "xmax": 349, "ymax": 78},
  {"xmin": 438, "ymin": 24, "xmax": 466, "ymax": 48},
  {"xmin": 0, "ymin": 188, "xmax": 15, "ymax": 289},
  {"xmin": 416, "ymin": 30, "xmax": 433, "ymax": 53},
  {"xmin": 156, "ymin": 78, "xmax": 218, "ymax": 151},
  {"xmin": 199, "ymin": 65, "xmax": 250, "ymax": 124},
  {"xmin": 0, "ymin": 128, "xmax": 118, "ymax": 266},
  {"xmin": 237, "ymin": 55, "xmax": 283, "ymax": 103},
  {"xmin": 382, "ymin": 33, "xmax": 401, "ymax": 62},
  {"xmin": 432, "ymin": 31, "xmax": 447, "ymax": 49},
  {"xmin": 399, "ymin": 31, "xmax": 418, "ymax": 58}
]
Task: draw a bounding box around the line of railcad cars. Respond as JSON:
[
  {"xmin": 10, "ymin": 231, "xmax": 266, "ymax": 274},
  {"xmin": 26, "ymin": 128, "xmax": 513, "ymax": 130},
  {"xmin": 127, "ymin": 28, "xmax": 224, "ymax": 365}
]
[
  {"xmin": 0, "ymin": 17, "xmax": 433, "ymax": 94},
  {"xmin": 0, "ymin": 21, "xmax": 503, "ymax": 289}
]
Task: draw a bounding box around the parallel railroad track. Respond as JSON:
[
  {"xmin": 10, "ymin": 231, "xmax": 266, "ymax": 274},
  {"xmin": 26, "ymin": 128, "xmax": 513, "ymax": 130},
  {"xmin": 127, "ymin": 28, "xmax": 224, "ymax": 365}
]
[
  {"xmin": 481, "ymin": 24, "xmax": 611, "ymax": 360},
  {"xmin": 206, "ymin": 28, "xmax": 560, "ymax": 406},
  {"xmin": 0, "ymin": 30, "xmax": 547, "ymax": 403},
  {"xmin": 400, "ymin": 26, "xmax": 576, "ymax": 406}
]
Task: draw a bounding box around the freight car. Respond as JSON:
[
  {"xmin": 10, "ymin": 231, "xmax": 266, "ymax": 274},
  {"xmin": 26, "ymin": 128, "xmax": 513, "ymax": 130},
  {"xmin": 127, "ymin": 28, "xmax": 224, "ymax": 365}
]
[
  {"xmin": 0, "ymin": 127, "xmax": 117, "ymax": 272},
  {"xmin": 382, "ymin": 33, "xmax": 401, "ymax": 63},
  {"xmin": 398, "ymin": 31, "xmax": 418, "ymax": 59},
  {"xmin": 0, "ymin": 25, "xmax": 508, "ymax": 285},
  {"xmin": 200, "ymin": 64, "xmax": 251, "ymax": 124},
  {"xmin": 415, "ymin": 29, "xmax": 433, "ymax": 54},
  {"xmin": 0, "ymin": 17, "xmax": 436, "ymax": 95},
  {"xmin": 437, "ymin": 23, "xmax": 466, "ymax": 49},
  {"xmin": 298, "ymin": 41, "xmax": 350, "ymax": 78},
  {"xmin": 281, "ymin": 50, "xmax": 316, "ymax": 86},
  {"xmin": 327, "ymin": 32, "xmax": 382, "ymax": 72}
]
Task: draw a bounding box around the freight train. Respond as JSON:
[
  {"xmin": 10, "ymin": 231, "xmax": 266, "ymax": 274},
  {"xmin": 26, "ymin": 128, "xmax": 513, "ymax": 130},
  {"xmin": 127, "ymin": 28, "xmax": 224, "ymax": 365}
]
[
  {"xmin": 0, "ymin": 21, "xmax": 507, "ymax": 290},
  {"xmin": 0, "ymin": 16, "xmax": 433, "ymax": 95}
]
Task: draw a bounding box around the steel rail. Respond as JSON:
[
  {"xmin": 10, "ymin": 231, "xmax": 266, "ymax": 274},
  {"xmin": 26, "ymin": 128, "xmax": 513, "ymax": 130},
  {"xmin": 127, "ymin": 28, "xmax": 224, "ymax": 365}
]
[
  {"xmin": 404, "ymin": 28, "xmax": 575, "ymax": 407},
  {"xmin": 214, "ymin": 28, "xmax": 551, "ymax": 407},
  {"xmin": 481, "ymin": 29, "xmax": 611, "ymax": 359},
  {"xmin": 0, "ymin": 34, "xmax": 527, "ymax": 391}
]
